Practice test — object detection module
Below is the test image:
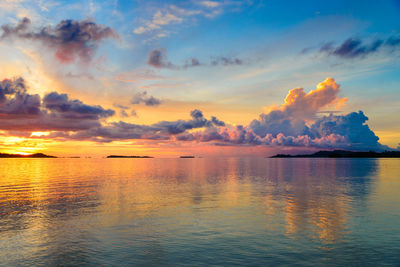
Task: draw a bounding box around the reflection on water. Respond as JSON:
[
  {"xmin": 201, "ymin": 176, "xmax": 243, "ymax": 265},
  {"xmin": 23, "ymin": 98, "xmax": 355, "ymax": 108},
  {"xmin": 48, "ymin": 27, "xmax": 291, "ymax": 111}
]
[
  {"xmin": 268, "ymin": 159, "xmax": 376, "ymax": 243},
  {"xmin": 0, "ymin": 158, "xmax": 399, "ymax": 266}
]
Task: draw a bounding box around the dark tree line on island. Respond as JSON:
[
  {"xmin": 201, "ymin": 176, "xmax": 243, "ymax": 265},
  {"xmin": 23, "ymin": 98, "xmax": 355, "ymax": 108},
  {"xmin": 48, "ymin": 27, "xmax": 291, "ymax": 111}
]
[{"xmin": 271, "ymin": 150, "xmax": 400, "ymax": 158}]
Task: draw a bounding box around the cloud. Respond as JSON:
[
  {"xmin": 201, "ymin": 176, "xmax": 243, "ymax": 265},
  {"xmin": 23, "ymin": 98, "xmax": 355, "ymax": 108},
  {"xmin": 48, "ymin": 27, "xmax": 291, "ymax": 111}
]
[
  {"xmin": 182, "ymin": 56, "xmax": 243, "ymax": 68},
  {"xmin": 308, "ymin": 111, "xmax": 383, "ymax": 150},
  {"xmin": 321, "ymin": 38, "xmax": 383, "ymax": 58},
  {"xmin": 131, "ymin": 91, "xmax": 162, "ymax": 106},
  {"xmin": 120, "ymin": 110, "xmax": 129, "ymax": 117},
  {"xmin": 51, "ymin": 108, "xmax": 225, "ymax": 142},
  {"xmin": 133, "ymin": 10, "xmax": 183, "ymax": 35},
  {"xmin": 1, "ymin": 17, "xmax": 118, "ymax": 63},
  {"xmin": 0, "ymin": 76, "xmax": 394, "ymax": 152},
  {"xmin": 0, "ymin": 77, "xmax": 115, "ymax": 131},
  {"xmin": 113, "ymin": 103, "xmax": 136, "ymax": 118},
  {"xmin": 113, "ymin": 103, "xmax": 129, "ymax": 110},
  {"xmin": 133, "ymin": 2, "xmax": 250, "ymax": 39},
  {"xmin": 147, "ymin": 49, "xmax": 176, "ymax": 69},
  {"xmin": 317, "ymin": 35, "xmax": 400, "ymax": 59},
  {"xmin": 174, "ymin": 78, "xmax": 390, "ymax": 151},
  {"xmin": 130, "ymin": 109, "xmax": 138, "ymax": 117},
  {"xmin": 0, "ymin": 77, "xmax": 41, "ymax": 115},
  {"xmin": 386, "ymin": 36, "xmax": 400, "ymax": 46},
  {"xmin": 152, "ymin": 109, "xmax": 224, "ymax": 134},
  {"xmin": 199, "ymin": 1, "xmax": 221, "ymax": 8},
  {"xmin": 177, "ymin": 111, "xmax": 388, "ymax": 151},
  {"xmin": 147, "ymin": 48, "xmax": 244, "ymax": 69},
  {"xmin": 183, "ymin": 58, "xmax": 202, "ymax": 68},
  {"xmin": 211, "ymin": 56, "xmax": 243, "ymax": 66},
  {"xmin": 211, "ymin": 116, "xmax": 225, "ymax": 126},
  {"xmin": 43, "ymin": 92, "xmax": 114, "ymax": 119},
  {"xmin": 249, "ymin": 77, "xmax": 345, "ymax": 137}
]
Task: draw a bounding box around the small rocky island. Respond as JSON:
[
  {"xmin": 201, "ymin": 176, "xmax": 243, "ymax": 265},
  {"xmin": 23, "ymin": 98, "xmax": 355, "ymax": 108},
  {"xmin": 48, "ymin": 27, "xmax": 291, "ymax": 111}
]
[
  {"xmin": 107, "ymin": 155, "xmax": 154, "ymax": 158},
  {"xmin": 271, "ymin": 150, "xmax": 400, "ymax": 158},
  {"xmin": 180, "ymin": 156, "xmax": 195, "ymax": 158},
  {"xmin": 0, "ymin": 153, "xmax": 56, "ymax": 158}
]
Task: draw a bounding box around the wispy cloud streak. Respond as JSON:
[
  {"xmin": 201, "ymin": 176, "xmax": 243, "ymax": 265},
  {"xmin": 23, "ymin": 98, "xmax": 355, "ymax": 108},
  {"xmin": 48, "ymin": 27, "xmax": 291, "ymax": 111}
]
[{"xmin": 314, "ymin": 35, "xmax": 400, "ymax": 59}]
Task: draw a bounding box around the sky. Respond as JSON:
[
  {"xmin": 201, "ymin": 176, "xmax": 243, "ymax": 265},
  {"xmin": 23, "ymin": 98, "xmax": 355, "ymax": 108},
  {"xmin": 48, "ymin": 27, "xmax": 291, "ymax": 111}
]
[{"xmin": 0, "ymin": 0, "xmax": 399, "ymax": 157}]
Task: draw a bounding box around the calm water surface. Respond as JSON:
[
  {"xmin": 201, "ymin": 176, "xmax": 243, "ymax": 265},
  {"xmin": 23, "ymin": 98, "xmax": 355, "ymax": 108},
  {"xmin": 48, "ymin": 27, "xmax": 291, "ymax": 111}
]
[{"xmin": 0, "ymin": 158, "xmax": 399, "ymax": 266}]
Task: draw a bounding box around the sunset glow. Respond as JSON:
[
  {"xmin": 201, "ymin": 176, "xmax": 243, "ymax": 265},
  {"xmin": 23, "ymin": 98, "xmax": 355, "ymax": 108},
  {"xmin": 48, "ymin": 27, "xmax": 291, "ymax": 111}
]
[
  {"xmin": 1, "ymin": 2, "xmax": 400, "ymax": 266},
  {"xmin": 0, "ymin": 0, "xmax": 399, "ymax": 157}
]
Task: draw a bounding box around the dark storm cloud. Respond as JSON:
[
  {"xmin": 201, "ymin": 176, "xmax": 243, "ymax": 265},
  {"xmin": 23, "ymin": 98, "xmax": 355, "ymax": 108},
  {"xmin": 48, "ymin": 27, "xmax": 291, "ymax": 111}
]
[
  {"xmin": 0, "ymin": 77, "xmax": 41, "ymax": 115},
  {"xmin": 1, "ymin": 17, "xmax": 118, "ymax": 63},
  {"xmin": 131, "ymin": 91, "xmax": 162, "ymax": 106},
  {"xmin": 0, "ymin": 77, "xmax": 28, "ymax": 101},
  {"xmin": 316, "ymin": 36, "xmax": 400, "ymax": 59},
  {"xmin": 43, "ymin": 92, "xmax": 115, "ymax": 119},
  {"xmin": 0, "ymin": 77, "xmax": 115, "ymax": 131}
]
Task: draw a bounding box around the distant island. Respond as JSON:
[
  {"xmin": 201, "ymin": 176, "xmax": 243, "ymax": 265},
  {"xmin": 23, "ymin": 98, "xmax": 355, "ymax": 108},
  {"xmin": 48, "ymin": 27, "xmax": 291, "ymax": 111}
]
[
  {"xmin": 271, "ymin": 150, "xmax": 400, "ymax": 158},
  {"xmin": 0, "ymin": 153, "xmax": 56, "ymax": 158},
  {"xmin": 180, "ymin": 156, "xmax": 195, "ymax": 158},
  {"xmin": 107, "ymin": 155, "xmax": 154, "ymax": 158}
]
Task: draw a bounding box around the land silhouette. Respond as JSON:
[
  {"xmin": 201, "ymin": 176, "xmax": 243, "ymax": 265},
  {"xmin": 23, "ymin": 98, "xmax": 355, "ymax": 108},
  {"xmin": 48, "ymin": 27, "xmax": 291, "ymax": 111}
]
[
  {"xmin": 271, "ymin": 150, "xmax": 400, "ymax": 158},
  {"xmin": 107, "ymin": 155, "xmax": 154, "ymax": 158},
  {"xmin": 0, "ymin": 153, "xmax": 56, "ymax": 158}
]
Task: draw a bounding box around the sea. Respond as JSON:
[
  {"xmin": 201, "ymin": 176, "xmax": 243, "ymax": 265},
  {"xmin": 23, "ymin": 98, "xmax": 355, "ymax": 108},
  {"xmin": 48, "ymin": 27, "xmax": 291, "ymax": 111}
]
[{"xmin": 0, "ymin": 158, "xmax": 399, "ymax": 266}]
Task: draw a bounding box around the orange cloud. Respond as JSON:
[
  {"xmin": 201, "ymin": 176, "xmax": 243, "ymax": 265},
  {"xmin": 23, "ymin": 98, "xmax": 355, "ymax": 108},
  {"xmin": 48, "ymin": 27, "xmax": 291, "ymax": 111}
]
[{"xmin": 280, "ymin": 77, "xmax": 345, "ymax": 119}]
